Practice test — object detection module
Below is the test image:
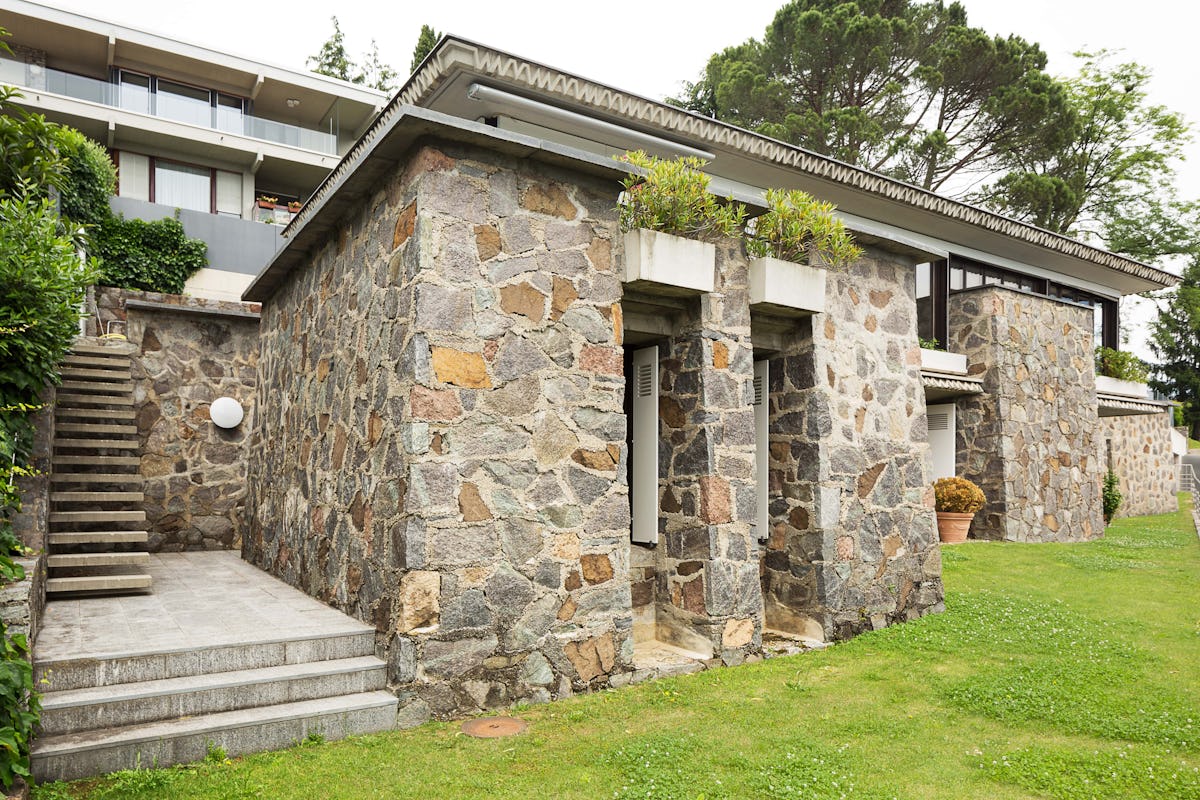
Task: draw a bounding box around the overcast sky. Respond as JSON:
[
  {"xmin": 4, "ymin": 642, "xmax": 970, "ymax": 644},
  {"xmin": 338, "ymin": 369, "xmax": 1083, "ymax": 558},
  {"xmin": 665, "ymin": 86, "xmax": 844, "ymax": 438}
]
[{"xmin": 35, "ymin": 0, "xmax": 1200, "ymax": 356}]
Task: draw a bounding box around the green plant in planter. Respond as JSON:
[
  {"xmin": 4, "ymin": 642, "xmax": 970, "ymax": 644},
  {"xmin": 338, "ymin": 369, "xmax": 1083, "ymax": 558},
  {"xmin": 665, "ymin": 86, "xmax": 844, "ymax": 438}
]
[
  {"xmin": 932, "ymin": 476, "xmax": 986, "ymax": 513},
  {"xmin": 1095, "ymin": 346, "xmax": 1149, "ymax": 383},
  {"xmin": 745, "ymin": 188, "xmax": 862, "ymax": 269},
  {"xmin": 919, "ymin": 337, "xmax": 940, "ymax": 350},
  {"xmin": 1102, "ymin": 469, "xmax": 1123, "ymax": 523},
  {"xmin": 617, "ymin": 151, "xmax": 746, "ymax": 241}
]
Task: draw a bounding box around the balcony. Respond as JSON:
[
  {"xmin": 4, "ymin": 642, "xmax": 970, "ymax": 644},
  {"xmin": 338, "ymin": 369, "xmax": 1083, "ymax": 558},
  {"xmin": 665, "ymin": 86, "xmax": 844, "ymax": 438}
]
[{"xmin": 0, "ymin": 57, "xmax": 337, "ymax": 155}]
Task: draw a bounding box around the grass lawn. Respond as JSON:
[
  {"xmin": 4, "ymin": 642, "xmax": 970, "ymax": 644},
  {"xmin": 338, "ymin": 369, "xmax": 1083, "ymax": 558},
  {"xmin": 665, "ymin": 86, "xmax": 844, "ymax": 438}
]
[{"xmin": 37, "ymin": 498, "xmax": 1200, "ymax": 800}]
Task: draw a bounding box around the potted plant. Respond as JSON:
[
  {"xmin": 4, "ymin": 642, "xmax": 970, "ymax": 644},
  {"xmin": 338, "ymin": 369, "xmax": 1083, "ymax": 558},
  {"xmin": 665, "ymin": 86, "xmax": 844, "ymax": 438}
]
[
  {"xmin": 256, "ymin": 195, "xmax": 278, "ymax": 210},
  {"xmin": 745, "ymin": 188, "xmax": 861, "ymax": 315},
  {"xmin": 932, "ymin": 476, "xmax": 986, "ymax": 543},
  {"xmin": 287, "ymin": 200, "xmax": 302, "ymax": 213},
  {"xmin": 1102, "ymin": 468, "xmax": 1122, "ymax": 524},
  {"xmin": 617, "ymin": 150, "xmax": 745, "ymax": 294}
]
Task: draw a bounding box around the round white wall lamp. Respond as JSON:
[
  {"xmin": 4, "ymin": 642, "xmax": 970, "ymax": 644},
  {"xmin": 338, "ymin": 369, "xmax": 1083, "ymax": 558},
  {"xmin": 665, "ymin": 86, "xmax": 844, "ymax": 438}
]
[{"xmin": 210, "ymin": 397, "xmax": 244, "ymax": 429}]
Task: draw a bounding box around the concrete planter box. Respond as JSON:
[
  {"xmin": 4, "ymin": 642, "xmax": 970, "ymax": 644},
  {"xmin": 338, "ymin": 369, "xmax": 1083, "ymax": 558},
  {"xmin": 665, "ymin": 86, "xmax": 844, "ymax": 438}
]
[
  {"xmin": 920, "ymin": 348, "xmax": 968, "ymax": 376},
  {"xmin": 748, "ymin": 256, "xmax": 826, "ymax": 315},
  {"xmin": 1096, "ymin": 375, "xmax": 1149, "ymax": 399},
  {"xmin": 623, "ymin": 229, "xmax": 715, "ymax": 295}
]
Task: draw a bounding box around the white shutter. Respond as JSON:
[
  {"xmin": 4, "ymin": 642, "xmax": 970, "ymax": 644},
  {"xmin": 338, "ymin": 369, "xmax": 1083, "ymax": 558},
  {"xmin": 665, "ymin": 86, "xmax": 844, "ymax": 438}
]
[
  {"xmin": 926, "ymin": 402, "xmax": 957, "ymax": 479},
  {"xmin": 754, "ymin": 360, "xmax": 770, "ymax": 541},
  {"xmin": 117, "ymin": 152, "xmax": 149, "ymax": 201},
  {"xmin": 215, "ymin": 170, "xmax": 242, "ymax": 216},
  {"xmin": 631, "ymin": 346, "xmax": 659, "ymax": 544}
]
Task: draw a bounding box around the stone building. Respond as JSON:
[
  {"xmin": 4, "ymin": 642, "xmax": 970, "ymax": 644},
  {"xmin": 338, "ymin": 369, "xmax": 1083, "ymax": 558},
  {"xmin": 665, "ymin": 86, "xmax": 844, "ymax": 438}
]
[{"xmin": 236, "ymin": 39, "xmax": 1178, "ymax": 718}]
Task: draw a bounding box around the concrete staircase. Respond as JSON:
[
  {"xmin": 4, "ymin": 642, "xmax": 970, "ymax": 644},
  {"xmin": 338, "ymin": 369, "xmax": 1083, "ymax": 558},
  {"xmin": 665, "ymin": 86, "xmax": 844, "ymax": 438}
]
[
  {"xmin": 32, "ymin": 627, "xmax": 396, "ymax": 782},
  {"xmin": 48, "ymin": 341, "xmax": 151, "ymax": 596}
]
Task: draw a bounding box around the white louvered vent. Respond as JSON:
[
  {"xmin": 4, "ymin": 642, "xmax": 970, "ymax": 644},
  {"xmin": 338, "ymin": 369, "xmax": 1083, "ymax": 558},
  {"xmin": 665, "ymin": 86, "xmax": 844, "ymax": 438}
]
[
  {"xmin": 928, "ymin": 412, "xmax": 949, "ymax": 431},
  {"xmin": 753, "ymin": 374, "xmax": 764, "ymax": 406},
  {"xmin": 637, "ymin": 362, "xmax": 654, "ymax": 398}
]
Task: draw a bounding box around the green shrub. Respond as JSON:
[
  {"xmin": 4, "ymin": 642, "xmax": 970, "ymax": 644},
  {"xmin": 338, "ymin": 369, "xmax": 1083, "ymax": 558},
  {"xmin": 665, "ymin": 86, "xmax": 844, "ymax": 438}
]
[
  {"xmin": 1102, "ymin": 469, "xmax": 1123, "ymax": 523},
  {"xmin": 55, "ymin": 127, "xmax": 116, "ymax": 226},
  {"xmin": 92, "ymin": 213, "xmax": 207, "ymax": 294},
  {"xmin": 0, "ymin": 87, "xmax": 64, "ymax": 201},
  {"xmin": 617, "ymin": 150, "xmax": 746, "ymax": 241},
  {"xmin": 745, "ymin": 187, "xmax": 862, "ymax": 269},
  {"xmin": 1095, "ymin": 346, "xmax": 1149, "ymax": 383}
]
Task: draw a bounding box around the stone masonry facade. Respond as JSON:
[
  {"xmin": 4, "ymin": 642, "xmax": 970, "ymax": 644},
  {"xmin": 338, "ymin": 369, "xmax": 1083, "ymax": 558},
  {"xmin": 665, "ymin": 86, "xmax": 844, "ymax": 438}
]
[
  {"xmin": 245, "ymin": 138, "xmax": 946, "ymax": 720},
  {"xmin": 92, "ymin": 288, "xmax": 260, "ymax": 551},
  {"xmin": 949, "ymin": 288, "xmax": 1105, "ymax": 541},
  {"xmin": 1099, "ymin": 409, "xmax": 1178, "ymax": 518},
  {"xmin": 761, "ymin": 251, "xmax": 944, "ymax": 641}
]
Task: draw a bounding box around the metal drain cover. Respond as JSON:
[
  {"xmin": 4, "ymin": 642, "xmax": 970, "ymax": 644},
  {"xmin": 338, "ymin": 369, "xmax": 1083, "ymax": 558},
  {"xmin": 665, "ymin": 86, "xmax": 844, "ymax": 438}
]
[{"xmin": 461, "ymin": 716, "xmax": 528, "ymax": 738}]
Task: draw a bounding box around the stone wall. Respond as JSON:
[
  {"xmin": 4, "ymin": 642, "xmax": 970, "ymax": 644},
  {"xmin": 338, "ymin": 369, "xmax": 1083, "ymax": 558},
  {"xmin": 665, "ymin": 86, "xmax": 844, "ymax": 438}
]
[
  {"xmin": 1, "ymin": 556, "xmax": 44, "ymax": 644},
  {"xmin": 1099, "ymin": 409, "xmax": 1178, "ymax": 518},
  {"xmin": 949, "ymin": 288, "xmax": 1104, "ymax": 541},
  {"xmin": 652, "ymin": 242, "xmax": 762, "ymax": 659},
  {"xmin": 92, "ymin": 288, "xmax": 260, "ymax": 551},
  {"xmin": 10, "ymin": 398, "xmax": 54, "ymax": 554},
  {"xmin": 246, "ymin": 142, "xmax": 635, "ymax": 721},
  {"xmin": 761, "ymin": 249, "xmax": 944, "ymax": 641}
]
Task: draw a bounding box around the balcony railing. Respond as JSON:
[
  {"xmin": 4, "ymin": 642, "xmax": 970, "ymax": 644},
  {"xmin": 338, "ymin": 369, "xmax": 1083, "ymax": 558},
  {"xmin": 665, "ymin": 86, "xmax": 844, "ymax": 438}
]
[{"xmin": 0, "ymin": 57, "xmax": 338, "ymax": 154}]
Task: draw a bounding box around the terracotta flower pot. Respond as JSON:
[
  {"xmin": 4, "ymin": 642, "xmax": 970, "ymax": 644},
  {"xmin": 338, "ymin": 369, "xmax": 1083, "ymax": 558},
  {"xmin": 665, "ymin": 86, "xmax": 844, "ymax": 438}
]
[{"xmin": 936, "ymin": 511, "xmax": 974, "ymax": 543}]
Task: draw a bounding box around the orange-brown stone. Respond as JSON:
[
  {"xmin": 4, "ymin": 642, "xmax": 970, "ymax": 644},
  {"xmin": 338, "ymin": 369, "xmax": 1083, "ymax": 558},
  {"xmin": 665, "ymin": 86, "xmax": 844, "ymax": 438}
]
[
  {"xmin": 571, "ymin": 448, "xmax": 616, "ymax": 471},
  {"xmin": 520, "ymin": 182, "xmax": 576, "ymax": 219},
  {"xmin": 550, "ymin": 276, "xmax": 578, "ymax": 321},
  {"xmin": 580, "ymin": 553, "xmax": 613, "ymax": 585},
  {"xmin": 431, "ymin": 347, "xmax": 491, "ymax": 389},
  {"xmin": 586, "ymin": 237, "xmax": 611, "ymax": 271},
  {"xmin": 475, "ymin": 224, "xmax": 501, "ymax": 261},
  {"xmin": 458, "ymin": 482, "xmax": 492, "ymax": 522},
  {"xmin": 699, "ymin": 475, "xmax": 731, "ymax": 524},
  {"xmin": 712, "ymin": 341, "xmax": 729, "ymax": 369},
  {"xmin": 869, "ymin": 289, "xmax": 893, "ymax": 308},
  {"xmin": 499, "ymin": 282, "xmax": 546, "ymax": 322},
  {"xmin": 393, "ymin": 201, "xmax": 416, "ymax": 249},
  {"xmin": 660, "ymin": 396, "xmax": 687, "ymax": 428}
]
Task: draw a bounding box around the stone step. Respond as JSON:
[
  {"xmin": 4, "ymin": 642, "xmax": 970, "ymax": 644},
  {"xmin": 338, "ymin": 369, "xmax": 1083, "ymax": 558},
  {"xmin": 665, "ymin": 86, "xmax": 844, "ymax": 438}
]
[
  {"xmin": 58, "ymin": 381, "xmax": 133, "ymax": 396},
  {"xmin": 59, "ymin": 365, "xmax": 132, "ymax": 380},
  {"xmin": 48, "ymin": 553, "xmax": 150, "ymax": 570},
  {"xmin": 54, "ymin": 438, "xmax": 139, "ymax": 450},
  {"xmin": 51, "ymin": 473, "xmax": 143, "ymax": 485},
  {"xmin": 50, "ymin": 491, "xmax": 144, "ymax": 503},
  {"xmin": 63, "ymin": 354, "xmax": 131, "ymax": 369},
  {"xmin": 52, "ymin": 455, "xmax": 140, "ymax": 467},
  {"xmin": 36, "ymin": 629, "xmax": 376, "ymax": 692},
  {"xmin": 56, "ymin": 393, "xmax": 135, "ymax": 407},
  {"xmin": 45, "ymin": 574, "xmax": 152, "ymax": 595},
  {"xmin": 39, "ymin": 656, "xmax": 387, "ymax": 736},
  {"xmin": 55, "ymin": 407, "xmax": 137, "ymax": 420},
  {"xmin": 32, "ymin": 691, "xmax": 397, "ymax": 783},
  {"xmin": 54, "ymin": 422, "xmax": 139, "ymax": 436},
  {"xmin": 70, "ymin": 343, "xmax": 135, "ymax": 357},
  {"xmin": 49, "ymin": 531, "xmax": 149, "ymax": 546},
  {"xmin": 50, "ymin": 510, "xmax": 146, "ymax": 524}
]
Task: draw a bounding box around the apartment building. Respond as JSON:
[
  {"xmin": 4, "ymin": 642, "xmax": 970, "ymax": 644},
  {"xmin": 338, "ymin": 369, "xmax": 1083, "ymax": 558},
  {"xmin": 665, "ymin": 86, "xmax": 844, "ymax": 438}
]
[{"xmin": 0, "ymin": 0, "xmax": 386, "ymax": 299}]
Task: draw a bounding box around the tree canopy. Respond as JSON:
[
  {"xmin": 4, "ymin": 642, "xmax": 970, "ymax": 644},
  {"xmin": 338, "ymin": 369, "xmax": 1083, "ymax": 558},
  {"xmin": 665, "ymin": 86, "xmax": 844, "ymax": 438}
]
[
  {"xmin": 674, "ymin": 0, "xmax": 1064, "ymax": 194},
  {"xmin": 1151, "ymin": 257, "xmax": 1200, "ymax": 437},
  {"xmin": 307, "ymin": 17, "xmax": 399, "ymax": 92},
  {"xmin": 411, "ymin": 24, "xmax": 441, "ymax": 72}
]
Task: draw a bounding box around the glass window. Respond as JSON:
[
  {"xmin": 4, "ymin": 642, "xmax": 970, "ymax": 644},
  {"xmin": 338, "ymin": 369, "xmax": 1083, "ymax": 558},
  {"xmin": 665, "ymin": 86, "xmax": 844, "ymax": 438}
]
[
  {"xmin": 155, "ymin": 160, "xmax": 210, "ymax": 213},
  {"xmin": 119, "ymin": 72, "xmax": 151, "ymax": 115},
  {"xmin": 216, "ymin": 93, "xmax": 243, "ymax": 134},
  {"xmin": 157, "ymin": 79, "xmax": 212, "ymax": 127}
]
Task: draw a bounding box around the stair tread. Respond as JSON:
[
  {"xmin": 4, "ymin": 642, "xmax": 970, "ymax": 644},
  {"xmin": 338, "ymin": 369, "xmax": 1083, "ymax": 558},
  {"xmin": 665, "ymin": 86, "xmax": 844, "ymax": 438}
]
[
  {"xmin": 55, "ymin": 407, "xmax": 137, "ymax": 420},
  {"xmin": 46, "ymin": 575, "xmax": 152, "ymax": 593},
  {"xmin": 59, "ymin": 368, "xmax": 132, "ymax": 381},
  {"xmin": 48, "ymin": 553, "xmax": 150, "ymax": 568},
  {"xmin": 56, "ymin": 393, "xmax": 134, "ymax": 406},
  {"xmin": 42, "ymin": 657, "xmax": 385, "ymax": 709},
  {"xmin": 54, "ymin": 423, "xmax": 139, "ymax": 435},
  {"xmin": 32, "ymin": 691, "xmax": 397, "ymax": 755},
  {"xmin": 54, "ymin": 438, "xmax": 139, "ymax": 449},
  {"xmin": 69, "ymin": 343, "xmax": 135, "ymax": 356},
  {"xmin": 52, "ymin": 456, "xmax": 140, "ymax": 466},
  {"xmin": 50, "ymin": 510, "xmax": 145, "ymax": 521},
  {"xmin": 51, "ymin": 474, "xmax": 143, "ymax": 484},
  {"xmin": 58, "ymin": 381, "xmax": 133, "ymax": 394},
  {"xmin": 49, "ymin": 531, "xmax": 149, "ymax": 544},
  {"xmin": 63, "ymin": 355, "xmax": 131, "ymax": 369},
  {"xmin": 50, "ymin": 491, "xmax": 144, "ymax": 502}
]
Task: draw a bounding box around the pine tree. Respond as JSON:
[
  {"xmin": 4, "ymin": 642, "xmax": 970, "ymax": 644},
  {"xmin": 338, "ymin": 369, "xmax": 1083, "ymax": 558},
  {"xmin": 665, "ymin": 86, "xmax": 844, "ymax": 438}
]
[
  {"xmin": 1150, "ymin": 257, "xmax": 1200, "ymax": 438},
  {"xmin": 306, "ymin": 17, "xmax": 354, "ymax": 83},
  {"xmin": 411, "ymin": 25, "xmax": 441, "ymax": 73}
]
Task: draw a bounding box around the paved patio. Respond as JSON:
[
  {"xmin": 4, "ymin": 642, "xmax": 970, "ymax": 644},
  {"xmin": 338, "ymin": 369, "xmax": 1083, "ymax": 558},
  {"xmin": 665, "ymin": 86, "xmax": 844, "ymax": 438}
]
[{"xmin": 36, "ymin": 551, "xmax": 369, "ymax": 661}]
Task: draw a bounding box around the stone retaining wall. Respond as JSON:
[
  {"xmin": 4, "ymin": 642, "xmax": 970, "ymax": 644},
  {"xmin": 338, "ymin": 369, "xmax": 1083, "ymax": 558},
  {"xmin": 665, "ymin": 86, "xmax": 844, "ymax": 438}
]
[
  {"xmin": 949, "ymin": 288, "xmax": 1104, "ymax": 541},
  {"xmin": 92, "ymin": 287, "xmax": 260, "ymax": 551},
  {"xmin": 1099, "ymin": 409, "xmax": 1178, "ymax": 518},
  {"xmin": 0, "ymin": 556, "xmax": 44, "ymax": 644}
]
